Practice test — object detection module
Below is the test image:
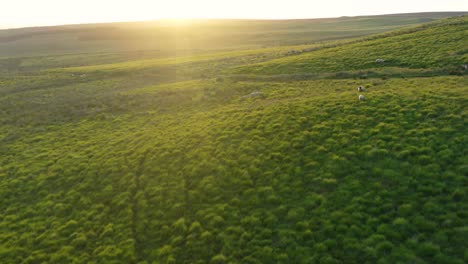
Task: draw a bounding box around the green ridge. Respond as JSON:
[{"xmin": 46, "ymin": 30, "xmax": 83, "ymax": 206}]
[{"xmin": 233, "ymin": 16, "xmax": 468, "ymax": 76}]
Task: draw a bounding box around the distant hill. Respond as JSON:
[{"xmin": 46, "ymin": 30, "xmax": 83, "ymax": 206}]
[
  {"xmin": 233, "ymin": 15, "xmax": 468, "ymax": 77},
  {"xmin": 0, "ymin": 12, "xmax": 466, "ymax": 57}
]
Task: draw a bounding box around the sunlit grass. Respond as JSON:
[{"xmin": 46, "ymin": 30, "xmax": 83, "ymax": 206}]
[
  {"xmin": 233, "ymin": 16, "xmax": 468, "ymax": 75},
  {"xmin": 0, "ymin": 15, "xmax": 467, "ymax": 264}
]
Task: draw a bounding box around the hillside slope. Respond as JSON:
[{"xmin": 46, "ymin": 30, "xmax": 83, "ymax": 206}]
[
  {"xmin": 233, "ymin": 15, "xmax": 468, "ymax": 76},
  {"xmin": 0, "ymin": 12, "xmax": 466, "ymax": 58},
  {"xmin": 0, "ymin": 16, "xmax": 467, "ymax": 264}
]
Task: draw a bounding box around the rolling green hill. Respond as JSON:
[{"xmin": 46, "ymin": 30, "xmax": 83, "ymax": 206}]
[
  {"xmin": 0, "ymin": 14, "xmax": 467, "ymax": 264},
  {"xmin": 0, "ymin": 12, "xmax": 466, "ymax": 58},
  {"xmin": 233, "ymin": 15, "xmax": 468, "ymax": 76}
]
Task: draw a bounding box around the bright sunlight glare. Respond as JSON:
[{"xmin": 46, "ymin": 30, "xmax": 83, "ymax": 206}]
[{"xmin": 1, "ymin": 0, "xmax": 467, "ymax": 29}]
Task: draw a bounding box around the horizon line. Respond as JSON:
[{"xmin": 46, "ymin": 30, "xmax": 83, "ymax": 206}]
[{"xmin": 1, "ymin": 11, "xmax": 466, "ymax": 30}]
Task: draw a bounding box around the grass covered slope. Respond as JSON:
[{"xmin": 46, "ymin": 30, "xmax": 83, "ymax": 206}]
[
  {"xmin": 234, "ymin": 16, "xmax": 468, "ymax": 76},
  {"xmin": 0, "ymin": 15, "xmax": 468, "ymax": 264},
  {"xmin": 0, "ymin": 12, "xmax": 466, "ymax": 58},
  {"xmin": 1, "ymin": 76, "xmax": 467, "ymax": 263}
]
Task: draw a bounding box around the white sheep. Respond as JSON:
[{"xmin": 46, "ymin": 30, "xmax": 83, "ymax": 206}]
[
  {"xmin": 250, "ymin": 91, "xmax": 262, "ymax": 97},
  {"xmin": 241, "ymin": 91, "xmax": 263, "ymax": 99},
  {"xmin": 358, "ymin": 86, "xmax": 364, "ymax": 92},
  {"xmin": 375, "ymin": 59, "xmax": 385, "ymax": 63},
  {"xmin": 359, "ymin": 95, "xmax": 365, "ymax": 101}
]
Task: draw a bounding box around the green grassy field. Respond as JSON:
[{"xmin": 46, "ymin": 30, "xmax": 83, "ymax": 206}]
[
  {"xmin": 233, "ymin": 16, "xmax": 468, "ymax": 75},
  {"xmin": 0, "ymin": 12, "xmax": 466, "ymax": 58},
  {"xmin": 0, "ymin": 13, "xmax": 467, "ymax": 264}
]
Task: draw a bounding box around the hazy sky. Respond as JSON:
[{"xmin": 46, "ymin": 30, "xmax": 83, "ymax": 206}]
[{"xmin": 1, "ymin": 0, "xmax": 467, "ymax": 29}]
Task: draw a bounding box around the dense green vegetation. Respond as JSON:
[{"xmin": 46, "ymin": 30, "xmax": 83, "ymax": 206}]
[
  {"xmin": 0, "ymin": 14, "xmax": 467, "ymax": 264},
  {"xmin": 234, "ymin": 16, "xmax": 468, "ymax": 76}
]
